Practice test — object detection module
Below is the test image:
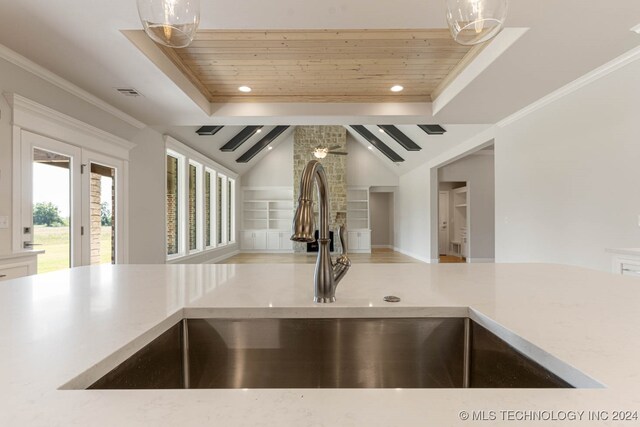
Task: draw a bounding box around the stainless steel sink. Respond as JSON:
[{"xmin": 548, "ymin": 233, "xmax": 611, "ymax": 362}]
[{"xmin": 88, "ymin": 318, "xmax": 572, "ymax": 389}]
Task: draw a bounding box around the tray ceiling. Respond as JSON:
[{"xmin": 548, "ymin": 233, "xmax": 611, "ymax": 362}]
[{"xmin": 146, "ymin": 29, "xmax": 484, "ymax": 104}]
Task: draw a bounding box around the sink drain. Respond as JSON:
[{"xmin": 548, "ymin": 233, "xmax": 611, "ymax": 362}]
[{"xmin": 383, "ymin": 295, "xmax": 401, "ymax": 303}]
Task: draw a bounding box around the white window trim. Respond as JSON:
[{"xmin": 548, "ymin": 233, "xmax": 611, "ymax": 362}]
[
  {"xmin": 166, "ymin": 149, "xmax": 186, "ymax": 261},
  {"xmin": 188, "ymin": 160, "xmax": 204, "ymax": 255},
  {"xmin": 164, "ymin": 136, "xmax": 238, "ymax": 262},
  {"xmin": 204, "ymin": 168, "xmax": 216, "ymax": 250},
  {"xmin": 228, "ymin": 178, "xmax": 236, "ymax": 244}
]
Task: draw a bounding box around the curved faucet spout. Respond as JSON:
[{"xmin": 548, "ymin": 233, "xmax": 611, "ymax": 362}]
[{"xmin": 291, "ymin": 160, "xmax": 351, "ymax": 303}]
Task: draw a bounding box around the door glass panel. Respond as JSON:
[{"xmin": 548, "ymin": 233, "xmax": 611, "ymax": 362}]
[
  {"xmin": 90, "ymin": 163, "xmax": 115, "ymax": 265},
  {"xmin": 32, "ymin": 148, "xmax": 71, "ymax": 273}
]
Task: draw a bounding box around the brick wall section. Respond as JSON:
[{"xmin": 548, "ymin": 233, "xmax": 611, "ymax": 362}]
[
  {"xmin": 166, "ymin": 156, "xmax": 178, "ymax": 255},
  {"xmin": 188, "ymin": 165, "xmax": 197, "ymax": 250},
  {"xmin": 293, "ymin": 126, "xmax": 347, "ymax": 253},
  {"xmin": 90, "ymin": 173, "xmax": 101, "ymax": 264}
]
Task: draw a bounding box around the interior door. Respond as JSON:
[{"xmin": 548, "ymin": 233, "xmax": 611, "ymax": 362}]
[{"xmin": 438, "ymin": 191, "xmax": 450, "ymax": 256}]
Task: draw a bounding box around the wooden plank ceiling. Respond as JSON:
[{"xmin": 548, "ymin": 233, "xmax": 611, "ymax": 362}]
[{"xmin": 157, "ymin": 29, "xmax": 482, "ymax": 103}]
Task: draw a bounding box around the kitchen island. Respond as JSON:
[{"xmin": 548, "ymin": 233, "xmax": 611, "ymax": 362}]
[{"xmin": 1, "ymin": 263, "xmax": 640, "ymax": 426}]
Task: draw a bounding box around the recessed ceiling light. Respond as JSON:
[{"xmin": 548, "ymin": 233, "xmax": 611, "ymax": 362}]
[
  {"xmin": 632, "ymin": 23, "xmax": 640, "ymax": 34},
  {"xmin": 368, "ymin": 146, "xmax": 373, "ymax": 150},
  {"xmin": 267, "ymin": 146, "xmax": 273, "ymax": 150},
  {"xmin": 238, "ymin": 86, "xmax": 252, "ymax": 93},
  {"xmin": 256, "ymin": 128, "xmax": 262, "ymax": 134},
  {"xmin": 390, "ymin": 85, "xmax": 404, "ymax": 92},
  {"xmin": 378, "ymin": 128, "xmax": 385, "ymax": 133}
]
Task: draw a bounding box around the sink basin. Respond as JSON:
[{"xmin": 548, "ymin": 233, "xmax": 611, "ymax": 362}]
[{"xmin": 88, "ymin": 318, "xmax": 572, "ymax": 389}]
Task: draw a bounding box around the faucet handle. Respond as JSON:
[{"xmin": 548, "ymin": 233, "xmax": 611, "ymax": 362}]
[{"xmin": 338, "ymin": 225, "xmax": 348, "ymax": 256}]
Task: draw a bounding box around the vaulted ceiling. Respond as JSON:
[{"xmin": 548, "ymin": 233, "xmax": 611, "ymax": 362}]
[{"xmin": 0, "ymin": 1, "xmax": 638, "ymax": 126}]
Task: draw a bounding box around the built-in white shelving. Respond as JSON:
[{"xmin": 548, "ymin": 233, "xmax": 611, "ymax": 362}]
[
  {"xmin": 347, "ymin": 187, "xmax": 371, "ymax": 253},
  {"xmin": 241, "ymin": 187, "xmax": 294, "ymax": 252}
]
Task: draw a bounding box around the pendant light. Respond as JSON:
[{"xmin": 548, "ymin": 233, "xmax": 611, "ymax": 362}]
[
  {"xmin": 137, "ymin": 0, "xmax": 200, "ymax": 48},
  {"xmin": 446, "ymin": 0, "xmax": 508, "ymax": 46}
]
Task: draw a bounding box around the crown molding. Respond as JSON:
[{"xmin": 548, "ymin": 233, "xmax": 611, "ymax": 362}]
[
  {"xmin": 498, "ymin": 45, "xmax": 640, "ymax": 128},
  {"xmin": 0, "ymin": 42, "xmax": 146, "ymax": 129},
  {"xmin": 5, "ymin": 92, "xmax": 136, "ymax": 158}
]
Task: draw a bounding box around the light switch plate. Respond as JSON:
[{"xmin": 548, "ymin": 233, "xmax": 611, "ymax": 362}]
[{"xmin": 0, "ymin": 216, "xmax": 8, "ymax": 229}]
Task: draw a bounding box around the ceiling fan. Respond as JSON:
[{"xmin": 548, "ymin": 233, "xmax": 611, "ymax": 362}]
[{"xmin": 313, "ymin": 146, "xmax": 348, "ymax": 159}]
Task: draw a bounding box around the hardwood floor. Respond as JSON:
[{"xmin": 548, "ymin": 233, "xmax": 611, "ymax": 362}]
[
  {"xmin": 439, "ymin": 255, "xmax": 466, "ymax": 263},
  {"xmin": 220, "ymin": 248, "xmax": 422, "ymax": 264}
]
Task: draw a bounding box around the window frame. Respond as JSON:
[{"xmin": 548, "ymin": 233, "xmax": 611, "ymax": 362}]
[
  {"xmin": 166, "ymin": 149, "xmax": 186, "ymax": 261},
  {"xmin": 165, "ymin": 136, "xmax": 238, "ymax": 262}
]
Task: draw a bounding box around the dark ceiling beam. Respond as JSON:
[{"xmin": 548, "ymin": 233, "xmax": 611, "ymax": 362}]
[
  {"xmin": 236, "ymin": 126, "xmax": 290, "ymax": 163},
  {"xmin": 418, "ymin": 124, "xmax": 447, "ymax": 135},
  {"xmin": 378, "ymin": 125, "xmax": 421, "ymax": 151},
  {"xmin": 196, "ymin": 125, "xmax": 224, "ymax": 136},
  {"xmin": 350, "ymin": 125, "xmax": 404, "ymax": 163},
  {"xmin": 220, "ymin": 126, "xmax": 263, "ymax": 152}
]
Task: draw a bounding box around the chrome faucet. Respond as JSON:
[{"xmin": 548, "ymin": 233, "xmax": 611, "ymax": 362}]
[{"xmin": 291, "ymin": 160, "xmax": 351, "ymax": 303}]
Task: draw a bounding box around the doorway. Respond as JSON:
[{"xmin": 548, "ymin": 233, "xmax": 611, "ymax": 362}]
[
  {"xmin": 23, "ymin": 131, "xmax": 125, "ymax": 273},
  {"xmin": 438, "ymin": 181, "xmax": 467, "ymax": 263},
  {"xmin": 369, "ymin": 192, "xmax": 394, "ymax": 249}
]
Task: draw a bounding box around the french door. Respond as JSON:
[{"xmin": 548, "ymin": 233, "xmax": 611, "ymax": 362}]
[{"xmin": 22, "ymin": 131, "xmax": 125, "ymax": 273}]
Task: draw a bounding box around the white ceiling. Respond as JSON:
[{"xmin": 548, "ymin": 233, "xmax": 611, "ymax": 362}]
[{"xmin": 0, "ymin": 1, "xmax": 638, "ymax": 127}]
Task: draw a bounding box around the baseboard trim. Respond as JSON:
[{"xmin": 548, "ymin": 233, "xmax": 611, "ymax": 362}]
[
  {"xmin": 393, "ymin": 246, "xmax": 435, "ymax": 264},
  {"xmin": 205, "ymin": 250, "xmax": 241, "ymax": 264},
  {"xmin": 467, "ymin": 258, "xmax": 495, "ymax": 263},
  {"xmin": 372, "ymin": 244, "xmax": 393, "ymax": 249}
]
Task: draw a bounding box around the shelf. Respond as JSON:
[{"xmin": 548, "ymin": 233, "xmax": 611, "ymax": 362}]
[
  {"xmin": 455, "ymin": 204, "xmax": 467, "ymax": 208},
  {"xmin": 348, "ymin": 200, "xmax": 368, "ymax": 203}
]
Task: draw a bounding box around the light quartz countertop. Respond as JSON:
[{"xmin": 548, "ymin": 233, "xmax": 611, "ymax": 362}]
[
  {"xmin": 0, "ymin": 250, "xmax": 45, "ymax": 260},
  {"xmin": 2, "ymin": 263, "xmax": 640, "ymax": 426}
]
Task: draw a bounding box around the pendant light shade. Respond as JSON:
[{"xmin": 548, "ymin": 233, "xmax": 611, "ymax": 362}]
[
  {"xmin": 137, "ymin": 0, "xmax": 200, "ymax": 48},
  {"xmin": 446, "ymin": 0, "xmax": 508, "ymax": 46}
]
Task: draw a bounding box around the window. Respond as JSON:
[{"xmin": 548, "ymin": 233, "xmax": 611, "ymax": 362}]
[
  {"xmin": 228, "ymin": 178, "xmax": 235, "ymax": 243},
  {"xmin": 205, "ymin": 170, "xmax": 212, "ymax": 248},
  {"xmin": 166, "ymin": 153, "xmax": 180, "ymax": 256},
  {"xmin": 165, "ymin": 138, "xmax": 237, "ymax": 260},
  {"xmin": 216, "ymin": 174, "xmax": 225, "ymax": 245}
]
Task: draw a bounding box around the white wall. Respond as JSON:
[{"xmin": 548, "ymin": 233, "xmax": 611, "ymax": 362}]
[
  {"xmin": 127, "ymin": 127, "xmax": 166, "ymax": 264},
  {"xmin": 495, "ymin": 57, "xmax": 640, "ymax": 271},
  {"xmin": 395, "ymin": 163, "xmax": 437, "ymax": 262},
  {"xmin": 241, "ymin": 132, "xmax": 400, "ymax": 189},
  {"xmin": 370, "ymin": 192, "xmax": 394, "ymax": 247},
  {"xmin": 242, "ymin": 134, "xmax": 294, "ymax": 187},
  {"xmin": 439, "ymin": 153, "xmax": 495, "ymax": 260},
  {"xmin": 346, "ymin": 134, "xmax": 399, "ymax": 187}
]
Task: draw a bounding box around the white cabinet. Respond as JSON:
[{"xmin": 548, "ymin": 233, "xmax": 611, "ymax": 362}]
[
  {"xmin": 241, "ymin": 187, "xmax": 294, "ymax": 253},
  {"xmin": 347, "ymin": 230, "xmax": 371, "ymax": 253},
  {"xmin": 346, "ymin": 187, "xmax": 371, "ymax": 253},
  {"xmin": 267, "ymin": 231, "xmax": 293, "ymax": 251},
  {"xmin": 608, "ymin": 249, "xmax": 640, "ymax": 277},
  {"xmin": 347, "ymin": 187, "xmax": 370, "ymax": 230},
  {"xmin": 240, "ymin": 231, "xmax": 267, "ymax": 250},
  {"xmin": 0, "ymin": 252, "xmax": 40, "ymax": 281}
]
